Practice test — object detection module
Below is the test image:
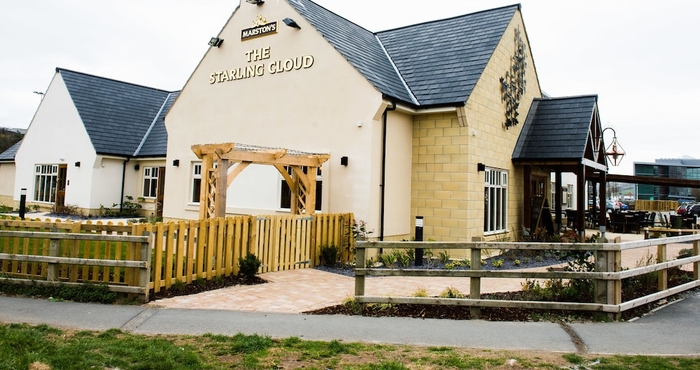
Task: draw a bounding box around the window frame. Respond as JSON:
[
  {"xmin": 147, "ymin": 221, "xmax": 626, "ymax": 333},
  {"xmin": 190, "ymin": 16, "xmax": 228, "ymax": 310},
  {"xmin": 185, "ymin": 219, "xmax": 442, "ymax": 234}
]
[
  {"xmin": 33, "ymin": 164, "xmax": 58, "ymax": 203},
  {"xmin": 483, "ymin": 167, "xmax": 508, "ymax": 235},
  {"xmin": 142, "ymin": 167, "xmax": 159, "ymax": 198},
  {"xmin": 190, "ymin": 162, "xmax": 202, "ymax": 204},
  {"xmin": 279, "ymin": 166, "xmax": 322, "ymax": 212}
]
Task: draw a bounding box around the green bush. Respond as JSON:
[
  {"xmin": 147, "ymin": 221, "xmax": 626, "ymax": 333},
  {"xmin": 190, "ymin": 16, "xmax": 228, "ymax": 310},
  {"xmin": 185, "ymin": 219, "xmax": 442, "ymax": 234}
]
[
  {"xmin": 320, "ymin": 245, "xmax": 339, "ymax": 267},
  {"xmin": 239, "ymin": 253, "xmax": 262, "ymax": 279}
]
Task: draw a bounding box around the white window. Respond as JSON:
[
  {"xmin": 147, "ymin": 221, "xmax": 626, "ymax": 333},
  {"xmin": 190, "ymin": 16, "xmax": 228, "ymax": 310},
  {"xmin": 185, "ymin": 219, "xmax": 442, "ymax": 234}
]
[
  {"xmin": 34, "ymin": 164, "xmax": 58, "ymax": 203},
  {"xmin": 280, "ymin": 166, "xmax": 322, "ymax": 211},
  {"xmin": 142, "ymin": 167, "xmax": 159, "ymax": 198},
  {"xmin": 484, "ymin": 168, "xmax": 508, "ymax": 234},
  {"xmin": 191, "ymin": 163, "xmax": 202, "ymax": 203}
]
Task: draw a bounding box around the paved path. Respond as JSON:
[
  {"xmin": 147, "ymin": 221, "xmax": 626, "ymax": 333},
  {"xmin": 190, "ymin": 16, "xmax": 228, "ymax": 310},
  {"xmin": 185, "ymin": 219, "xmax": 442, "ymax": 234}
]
[{"xmin": 147, "ymin": 231, "xmax": 690, "ymax": 314}]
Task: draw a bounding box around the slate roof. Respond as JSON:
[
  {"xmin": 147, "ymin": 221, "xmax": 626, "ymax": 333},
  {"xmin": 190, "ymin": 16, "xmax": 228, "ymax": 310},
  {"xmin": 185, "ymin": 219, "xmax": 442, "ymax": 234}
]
[
  {"xmin": 512, "ymin": 95, "xmax": 598, "ymax": 161},
  {"xmin": 288, "ymin": 0, "xmax": 518, "ymax": 107},
  {"xmin": 59, "ymin": 68, "xmax": 175, "ymax": 157},
  {"xmin": 134, "ymin": 91, "xmax": 180, "ymax": 157},
  {"xmin": 0, "ymin": 140, "xmax": 21, "ymax": 162}
]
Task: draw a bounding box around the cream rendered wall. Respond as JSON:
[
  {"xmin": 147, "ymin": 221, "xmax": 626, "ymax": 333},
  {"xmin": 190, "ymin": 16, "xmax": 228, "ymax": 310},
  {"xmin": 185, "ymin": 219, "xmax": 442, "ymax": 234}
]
[
  {"xmin": 383, "ymin": 110, "xmax": 413, "ymax": 239},
  {"xmin": 411, "ymin": 10, "xmax": 542, "ymax": 242},
  {"xmin": 13, "ymin": 73, "xmax": 97, "ymax": 213},
  {"xmin": 0, "ymin": 162, "xmax": 16, "ymax": 207},
  {"xmin": 165, "ymin": 0, "xmax": 387, "ymax": 233}
]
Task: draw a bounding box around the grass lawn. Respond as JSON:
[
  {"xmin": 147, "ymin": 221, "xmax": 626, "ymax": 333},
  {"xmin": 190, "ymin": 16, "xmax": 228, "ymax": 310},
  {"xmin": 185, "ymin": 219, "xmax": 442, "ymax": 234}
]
[{"xmin": 1, "ymin": 323, "xmax": 699, "ymax": 370}]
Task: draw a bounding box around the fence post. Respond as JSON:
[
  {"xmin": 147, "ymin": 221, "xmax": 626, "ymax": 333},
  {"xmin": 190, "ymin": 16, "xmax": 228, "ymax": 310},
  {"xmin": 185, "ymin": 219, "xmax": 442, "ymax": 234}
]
[
  {"xmin": 657, "ymin": 243, "xmax": 668, "ymax": 291},
  {"xmin": 595, "ymin": 239, "xmax": 621, "ymax": 320},
  {"xmin": 354, "ymin": 242, "xmax": 366, "ymax": 297},
  {"xmin": 469, "ymin": 243, "xmax": 481, "ymax": 319},
  {"xmin": 47, "ymin": 227, "xmax": 60, "ymax": 283},
  {"xmin": 694, "ymin": 239, "xmax": 699, "ymax": 281},
  {"xmin": 139, "ymin": 231, "xmax": 152, "ymax": 303}
]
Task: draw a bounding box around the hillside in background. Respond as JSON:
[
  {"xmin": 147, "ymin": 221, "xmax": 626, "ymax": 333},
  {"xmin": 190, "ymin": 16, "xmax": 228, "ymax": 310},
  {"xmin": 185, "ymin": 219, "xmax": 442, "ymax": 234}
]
[{"xmin": 0, "ymin": 127, "xmax": 24, "ymax": 154}]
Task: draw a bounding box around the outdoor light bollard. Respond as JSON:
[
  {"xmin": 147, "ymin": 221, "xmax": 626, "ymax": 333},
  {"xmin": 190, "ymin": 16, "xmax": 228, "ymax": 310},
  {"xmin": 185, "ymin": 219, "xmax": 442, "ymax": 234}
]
[
  {"xmin": 415, "ymin": 216, "xmax": 424, "ymax": 266},
  {"xmin": 19, "ymin": 188, "xmax": 27, "ymax": 220}
]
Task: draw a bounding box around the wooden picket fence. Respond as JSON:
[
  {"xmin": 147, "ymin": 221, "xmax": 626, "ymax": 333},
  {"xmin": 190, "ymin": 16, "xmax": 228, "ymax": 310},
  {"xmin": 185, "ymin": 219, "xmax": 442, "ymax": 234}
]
[{"xmin": 0, "ymin": 213, "xmax": 353, "ymax": 294}]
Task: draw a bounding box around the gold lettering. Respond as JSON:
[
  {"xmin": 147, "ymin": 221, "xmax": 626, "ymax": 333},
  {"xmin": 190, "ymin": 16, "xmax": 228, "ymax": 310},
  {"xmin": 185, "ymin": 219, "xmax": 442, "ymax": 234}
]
[
  {"xmin": 283, "ymin": 59, "xmax": 294, "ymax": 72},
  {"xmin": 256, "ymin": 64, "xmax": 265, "ymax": 76},
  {"xmin": 209, "ymin": 73, "xmax": 216, "ymax": 84},
  {"xmin": 303, "ymin": 55, "xmax": 314, "ymax": 68}
]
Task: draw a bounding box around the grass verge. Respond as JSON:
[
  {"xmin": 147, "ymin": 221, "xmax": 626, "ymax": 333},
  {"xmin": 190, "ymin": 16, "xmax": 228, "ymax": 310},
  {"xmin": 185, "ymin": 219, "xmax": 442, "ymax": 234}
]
[{"xmin": 1, "ymin": 323, "xmax": 699, "ymax": 370}]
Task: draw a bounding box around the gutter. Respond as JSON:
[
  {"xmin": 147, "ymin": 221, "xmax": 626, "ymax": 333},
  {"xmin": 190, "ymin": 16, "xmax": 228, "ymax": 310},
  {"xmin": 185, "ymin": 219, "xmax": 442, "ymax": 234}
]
[
  {"xmin": 119, "ymin": 157, "xmax": 130, "ymax": 213},
  {"xmin": 379, "ymin": 101, "xmax": 397, "ymax": 242}
]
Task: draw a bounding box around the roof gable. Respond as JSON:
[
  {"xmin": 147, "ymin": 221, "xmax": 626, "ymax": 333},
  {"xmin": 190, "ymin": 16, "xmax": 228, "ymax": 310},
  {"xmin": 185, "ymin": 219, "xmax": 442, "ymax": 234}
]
[
  {"xmin": 513, "ymin": 95, "xmax": 603, "ymax": 163},
  {"xmin": 134, "ymin": 91, "xmax": 180, "ymax": 158},
  {"xmin": 288, "ymin": 1, "xmax": 518, "ymax": 107},
  {"xmin": 59, "ymin": 68, "xmax": 173, "ymax": 157},
  {"xmin": 287, "ymin": 0, "xmax": 414, "ymax": 104},
  {"xmin": 378, "ymin": 5, "xmax": 518, "ymax": 106},
  {"xmin": 0, "ymin": 140, "xmax": 21, "ymax": 162}
]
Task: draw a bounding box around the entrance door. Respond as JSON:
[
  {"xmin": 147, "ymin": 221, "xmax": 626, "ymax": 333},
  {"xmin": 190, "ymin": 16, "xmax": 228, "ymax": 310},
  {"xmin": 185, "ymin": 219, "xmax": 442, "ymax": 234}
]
[
  {"xmin": 54, "ymin": 164, "xmax": 68, "ymax": 212},
  {"xmin": 530, "ymin": 175, "xmax": 551, "ymax": 232},
  {"xmin": 156, "ymin": 167, "xmax": 166, "ymax": 217}
]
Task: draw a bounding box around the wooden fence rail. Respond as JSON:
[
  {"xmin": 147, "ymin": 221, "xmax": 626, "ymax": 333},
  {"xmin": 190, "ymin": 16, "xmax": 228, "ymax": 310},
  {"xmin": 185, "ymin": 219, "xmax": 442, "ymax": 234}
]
[
  {"xmin": 355, "ymin": 234, "xmax": 700, "ymax": 319},
  {"xmin": 1, "ymin": 212, "xmax": 353, "ymax": 294},
  {"xmin": 0, "ymin": 229, "xmax": 152, "ymax": 302}
]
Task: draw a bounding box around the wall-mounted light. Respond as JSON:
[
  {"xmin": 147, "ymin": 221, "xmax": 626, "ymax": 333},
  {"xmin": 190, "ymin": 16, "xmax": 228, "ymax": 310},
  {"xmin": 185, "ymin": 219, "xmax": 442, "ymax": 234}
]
[
  {"xmin": 477, "ymin": 163, "xmax": 486, "ymax": 172},
  {"xmin": 600, "ymin": 127, "xmax": 625, "ymax": 167},
  {"xmin": 74, "ymin": 161, "xmax": 81, "ymax": 167},
  {"xmin": 340, "ymin": 156, "xmax": 348, "ymax": 166},
  {"xmin": 283, "ymin": 18, "xmax": 301, "ymax": 29},
  {"xmin": 208, "ymin": 37, "xmax": 224, "ymax": 47},
  {"xmin": 172, "ymin": 159, "xmax": 180, "ymax": 167},
  {"xmin": 134, "ymin": 164, "xmax": 140, "ymax": 171},
  {"xmin": 246, "ymin": 0, "xmax": 264, "ymax": 5}
]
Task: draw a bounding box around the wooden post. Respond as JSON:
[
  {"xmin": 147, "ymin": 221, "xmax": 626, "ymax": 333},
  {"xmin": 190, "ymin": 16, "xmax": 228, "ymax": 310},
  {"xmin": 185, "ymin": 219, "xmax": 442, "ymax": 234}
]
[
  {"xmin": 594, "ymin": 237, "xmax": 620, "ymax": 319},
  {"xmin": 139, "ymin": 231, "xmax": 152, "ymax": 303},
  {"xmin": 354, "ymin": 244, "xmax": 366, "ymax": 297},
  {"xmin": 658, "ymin": 243, "xmax": 668, "ymax": 291},
  {"xmin": 47, "ymin": 227, "xmax": 60, "ymax": 283},
  {"xmin": 694, "ymin": 239, "xmax": 699, "ymax": 281},
  {"xmin": 470, "ymin": 246, "xmax": 481, "ymax": 319}
]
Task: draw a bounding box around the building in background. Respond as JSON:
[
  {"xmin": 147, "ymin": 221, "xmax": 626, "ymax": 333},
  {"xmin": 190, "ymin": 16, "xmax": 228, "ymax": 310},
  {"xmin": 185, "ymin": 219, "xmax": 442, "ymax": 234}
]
[{"xmin": 635, "ymin": 158, "xmax": 700, "ymax": 202}]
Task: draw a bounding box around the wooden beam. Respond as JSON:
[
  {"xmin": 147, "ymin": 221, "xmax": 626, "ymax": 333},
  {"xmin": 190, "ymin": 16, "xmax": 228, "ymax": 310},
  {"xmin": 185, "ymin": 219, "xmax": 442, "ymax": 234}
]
[{"xmin": 226, "ymin": 162, "xmax": 252, "ymax": 187}]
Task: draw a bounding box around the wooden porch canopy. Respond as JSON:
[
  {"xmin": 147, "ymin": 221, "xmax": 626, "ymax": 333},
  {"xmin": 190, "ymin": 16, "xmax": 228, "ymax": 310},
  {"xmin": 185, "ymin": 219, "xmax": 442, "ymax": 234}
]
[
  {"xmin": 192, "ymin": 143, "xmax": 330, "ymax": 219},
  {"xmin": 512, "ymin": 95, "xmax": 608, "ymax": 238}
]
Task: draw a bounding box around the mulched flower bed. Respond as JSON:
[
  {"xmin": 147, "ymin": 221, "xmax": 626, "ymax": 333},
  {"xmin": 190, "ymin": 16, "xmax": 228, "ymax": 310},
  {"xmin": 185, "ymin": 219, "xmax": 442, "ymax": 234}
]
[{"xmin": 149, "ymin": 275, "xmax": 267, "ymax": 301}]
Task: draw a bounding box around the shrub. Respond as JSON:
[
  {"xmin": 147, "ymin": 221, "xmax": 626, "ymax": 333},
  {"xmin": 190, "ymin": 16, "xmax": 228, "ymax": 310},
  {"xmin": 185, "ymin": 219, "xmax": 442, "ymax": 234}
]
[
  {"xmin": 438, "ymin": 251, "xmax": 450, "ymax": 263},
  {"xmin": 238, "ymin": 253, "xmax": 262, "ymax": 279},
  {"xmin": 379, "ymin": 252, "xmax": 397, "ymax": 268},
  {"xmin": 392, "ymin": 250, "xmax": 411, "ymax": 267},
  {"xmin": 439, "ymin": 286, "xmax": 464, "ymax": 298},
  {"xmin": 320, "ymin": 245, "xmax": 339, "ymax": 267},
  {"xmin": 491, "ymin": 259, "xmax": 504, "ymax": 268}
]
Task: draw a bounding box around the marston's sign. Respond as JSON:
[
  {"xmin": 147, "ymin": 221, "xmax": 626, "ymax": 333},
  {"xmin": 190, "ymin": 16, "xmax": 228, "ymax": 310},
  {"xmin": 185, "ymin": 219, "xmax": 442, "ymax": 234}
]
[
  {"xmin": 241, "ymin": 21, "xmax": 278, "ymax": 40},
  {"xmin": 241, "ymin": 15, "xmax": 278, "ymax": 41}
]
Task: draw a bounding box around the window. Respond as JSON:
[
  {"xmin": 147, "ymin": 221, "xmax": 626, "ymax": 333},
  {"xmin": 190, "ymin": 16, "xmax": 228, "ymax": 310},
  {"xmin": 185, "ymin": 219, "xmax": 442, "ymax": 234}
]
[
  {"xmin": 34, "ymin": 164, "xmax": 58, "ymax": 203},
  {"xmin": 280, "ymin": 166, "xmax": 322, "ymax": 211},
  {"xmin": 484, "ymin": 168, "xmax": 508, "ymax": 234},
  {"xmin": 191, "ymin": 163, "xmax": 202, "ymax": 203},
  {"xmin": 142, "ymin": 167, "xmax": 159, "ymax": 198}
]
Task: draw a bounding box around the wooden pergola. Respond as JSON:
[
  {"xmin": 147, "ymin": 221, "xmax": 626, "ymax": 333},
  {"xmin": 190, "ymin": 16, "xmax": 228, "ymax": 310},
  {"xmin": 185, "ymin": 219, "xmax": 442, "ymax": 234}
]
[{"xmin": 192, "ymin": 143, "xmax": 330, "ymax": 219}]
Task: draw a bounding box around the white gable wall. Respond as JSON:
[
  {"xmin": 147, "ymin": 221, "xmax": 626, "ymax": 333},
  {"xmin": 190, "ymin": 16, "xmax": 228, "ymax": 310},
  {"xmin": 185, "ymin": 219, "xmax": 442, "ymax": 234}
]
[
  {"xmin": 14, "ymin": 72, "xmax": 97, "ymax": 212},
  {"xmin": 165, "ymin": 0, "xmax": 390, "ymax": 231}
]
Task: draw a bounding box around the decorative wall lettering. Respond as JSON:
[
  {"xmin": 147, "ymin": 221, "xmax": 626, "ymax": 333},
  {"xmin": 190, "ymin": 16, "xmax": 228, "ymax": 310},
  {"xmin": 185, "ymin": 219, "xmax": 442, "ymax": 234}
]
[
  {"xmin": 499, "ymin": 28, "xmax": 527, "ymax": 130},
  {"xmin": 209, "ymin": 47, "xmax": 315, "ymax": 84}
]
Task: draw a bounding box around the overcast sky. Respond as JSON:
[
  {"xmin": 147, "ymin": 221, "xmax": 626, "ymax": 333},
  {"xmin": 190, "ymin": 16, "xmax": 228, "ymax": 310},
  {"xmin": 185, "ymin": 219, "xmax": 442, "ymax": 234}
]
[{"xmin": 1, "ymin": 0, "xmax": 697, "ymax": 175}]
